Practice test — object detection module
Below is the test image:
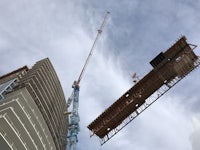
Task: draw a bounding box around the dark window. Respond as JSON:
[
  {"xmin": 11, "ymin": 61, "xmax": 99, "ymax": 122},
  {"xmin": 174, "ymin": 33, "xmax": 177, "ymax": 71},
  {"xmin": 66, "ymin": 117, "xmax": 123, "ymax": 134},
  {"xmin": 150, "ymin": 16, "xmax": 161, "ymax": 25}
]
[{"xmin": 150, "ymin": 52, "xmax": 165, "ymax": 68}]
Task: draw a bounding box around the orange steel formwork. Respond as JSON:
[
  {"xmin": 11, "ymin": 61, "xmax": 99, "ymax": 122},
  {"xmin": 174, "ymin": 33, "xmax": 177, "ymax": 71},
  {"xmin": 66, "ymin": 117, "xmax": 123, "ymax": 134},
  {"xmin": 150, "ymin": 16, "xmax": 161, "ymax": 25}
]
[{"xmin": 87, "ymin": 36, "xmax": 200, "ymax": 145}]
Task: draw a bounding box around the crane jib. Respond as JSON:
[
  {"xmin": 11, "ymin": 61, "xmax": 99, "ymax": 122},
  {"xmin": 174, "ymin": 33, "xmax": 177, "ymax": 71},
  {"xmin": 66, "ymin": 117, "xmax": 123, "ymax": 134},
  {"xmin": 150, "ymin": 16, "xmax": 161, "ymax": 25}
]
[{"xmin": 66, "ymin": 11, "xmax": 110, "ymax": 150}]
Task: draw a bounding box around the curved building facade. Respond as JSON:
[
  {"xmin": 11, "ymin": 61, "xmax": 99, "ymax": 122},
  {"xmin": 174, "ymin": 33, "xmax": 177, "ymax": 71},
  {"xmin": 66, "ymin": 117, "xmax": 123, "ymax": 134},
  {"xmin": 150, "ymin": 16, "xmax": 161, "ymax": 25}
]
[{"xmin": 0, "ymin": 58, "xmax": 68, "ymax": 150}]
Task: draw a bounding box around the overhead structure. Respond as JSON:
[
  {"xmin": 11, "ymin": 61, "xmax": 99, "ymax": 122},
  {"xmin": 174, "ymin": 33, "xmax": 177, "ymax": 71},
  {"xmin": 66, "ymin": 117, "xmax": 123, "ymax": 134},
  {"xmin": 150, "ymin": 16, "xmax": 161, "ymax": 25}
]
[
  {"xmin": 66, "ymin": 12, "xmax": 110, "ymax": 150},
  {"xmin": 88, "ymin": 36, "xmax": 200, "ymax": 145}
]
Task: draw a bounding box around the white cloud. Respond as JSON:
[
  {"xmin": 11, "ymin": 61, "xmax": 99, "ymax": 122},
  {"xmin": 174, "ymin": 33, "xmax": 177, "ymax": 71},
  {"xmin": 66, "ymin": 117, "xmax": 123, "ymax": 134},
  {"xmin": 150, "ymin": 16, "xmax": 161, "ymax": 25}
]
[
  {"xmin": 190, "ymin": 116, "xmax": 200, "ymax": 150},
  {"xmin": 0, "ymin": 1, "xmax": 200, "ymax": 150}
]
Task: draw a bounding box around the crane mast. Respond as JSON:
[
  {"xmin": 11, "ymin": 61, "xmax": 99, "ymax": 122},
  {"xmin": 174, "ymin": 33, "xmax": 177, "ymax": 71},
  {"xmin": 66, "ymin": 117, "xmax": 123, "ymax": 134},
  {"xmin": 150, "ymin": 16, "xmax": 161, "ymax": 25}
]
[{"xmin": 66, "ymin": 12, "xmax": 110, "ymax": 150}]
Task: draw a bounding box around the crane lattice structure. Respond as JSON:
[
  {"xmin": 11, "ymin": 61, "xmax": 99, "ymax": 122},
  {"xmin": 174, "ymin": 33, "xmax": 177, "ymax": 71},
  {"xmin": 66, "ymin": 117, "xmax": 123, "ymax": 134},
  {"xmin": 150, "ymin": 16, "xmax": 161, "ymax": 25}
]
[
  {"xmin": 66, "ymin": 12, "xmax": 110, "ymax": 150},
  {"xmin": 88, "ymin": 36, "xmax": 200, "ymax": 145}
]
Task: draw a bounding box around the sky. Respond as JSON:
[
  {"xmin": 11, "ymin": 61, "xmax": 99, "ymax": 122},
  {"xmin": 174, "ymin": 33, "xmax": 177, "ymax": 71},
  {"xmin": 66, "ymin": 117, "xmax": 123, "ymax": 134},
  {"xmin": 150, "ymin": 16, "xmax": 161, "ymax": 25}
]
[{"xmin": 0, "ymin": 0, "xmax": 200, "ymax": 150}]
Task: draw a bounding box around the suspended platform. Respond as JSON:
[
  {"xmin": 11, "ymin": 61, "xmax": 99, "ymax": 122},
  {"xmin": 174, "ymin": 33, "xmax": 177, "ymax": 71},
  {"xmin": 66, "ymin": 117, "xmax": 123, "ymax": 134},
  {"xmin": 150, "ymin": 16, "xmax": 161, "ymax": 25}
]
[{"xmin": 87, "ymin": 36, "xmax": 200, "ymax": 145}]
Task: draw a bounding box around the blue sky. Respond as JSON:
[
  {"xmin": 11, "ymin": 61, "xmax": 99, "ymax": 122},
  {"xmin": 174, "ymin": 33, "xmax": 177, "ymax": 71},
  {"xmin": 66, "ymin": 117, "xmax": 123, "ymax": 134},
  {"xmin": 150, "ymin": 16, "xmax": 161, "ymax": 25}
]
[{"xmin": 0, "ymin": 1, "xmax": 200, "ymax": 150}]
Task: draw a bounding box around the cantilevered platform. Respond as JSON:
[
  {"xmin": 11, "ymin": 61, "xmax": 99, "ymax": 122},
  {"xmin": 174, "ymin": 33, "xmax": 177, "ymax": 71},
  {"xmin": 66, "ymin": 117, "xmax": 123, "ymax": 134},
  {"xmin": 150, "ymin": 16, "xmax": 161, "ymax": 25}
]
[{"xmin": 88, "ymin": 36, "xmax": 200, "ymax": 145}]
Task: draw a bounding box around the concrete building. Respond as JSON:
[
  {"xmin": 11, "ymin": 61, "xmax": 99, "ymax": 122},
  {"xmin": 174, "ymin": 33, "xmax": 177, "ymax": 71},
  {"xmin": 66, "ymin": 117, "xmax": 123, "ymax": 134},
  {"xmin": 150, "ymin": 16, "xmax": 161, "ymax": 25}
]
[{"xmin": 0, "ymin": 58, "xmax": 68, "ymax": 150}]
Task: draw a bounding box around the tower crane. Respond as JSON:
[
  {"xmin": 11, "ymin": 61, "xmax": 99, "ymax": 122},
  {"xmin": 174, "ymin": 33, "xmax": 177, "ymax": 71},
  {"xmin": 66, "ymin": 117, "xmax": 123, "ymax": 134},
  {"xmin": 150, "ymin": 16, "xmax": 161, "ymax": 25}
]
[{"xmin": 65, "ymin": 11, "xmax": 110, "ymax": 150}]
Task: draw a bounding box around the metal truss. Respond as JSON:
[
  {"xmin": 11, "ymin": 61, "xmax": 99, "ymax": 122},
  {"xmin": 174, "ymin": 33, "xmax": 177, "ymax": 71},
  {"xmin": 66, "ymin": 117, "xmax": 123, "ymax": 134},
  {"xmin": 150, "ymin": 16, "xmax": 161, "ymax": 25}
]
[{"xmin": 98, "ymin": 57, "xmax": 200, "ymax": 145}]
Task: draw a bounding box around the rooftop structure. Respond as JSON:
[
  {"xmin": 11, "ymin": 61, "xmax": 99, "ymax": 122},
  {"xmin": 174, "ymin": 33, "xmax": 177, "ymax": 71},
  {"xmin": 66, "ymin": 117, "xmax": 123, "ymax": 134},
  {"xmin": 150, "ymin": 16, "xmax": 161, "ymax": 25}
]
[{"xmin": 88, "ymin": 36, "xmax": 200, "ymax": 145}]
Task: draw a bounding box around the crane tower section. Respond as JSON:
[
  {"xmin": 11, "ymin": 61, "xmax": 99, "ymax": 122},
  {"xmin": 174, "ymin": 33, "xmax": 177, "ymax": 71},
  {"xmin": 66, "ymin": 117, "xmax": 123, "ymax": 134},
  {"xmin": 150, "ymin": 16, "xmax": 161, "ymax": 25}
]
[{"xmin": 88, "ymin": 36, "xmax": 200, "ymax": 145}]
